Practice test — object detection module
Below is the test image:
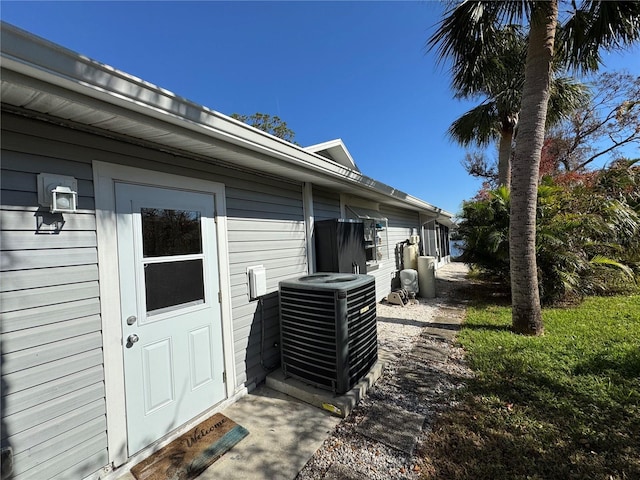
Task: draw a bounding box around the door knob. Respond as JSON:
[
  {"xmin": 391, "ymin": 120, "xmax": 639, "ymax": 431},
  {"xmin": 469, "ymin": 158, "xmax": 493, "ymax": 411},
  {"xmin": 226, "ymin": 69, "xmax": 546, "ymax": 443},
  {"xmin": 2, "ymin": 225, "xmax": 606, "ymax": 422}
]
[{"xmin": 126, "ymin": 334, "xmax": 139, "ymax": 347}]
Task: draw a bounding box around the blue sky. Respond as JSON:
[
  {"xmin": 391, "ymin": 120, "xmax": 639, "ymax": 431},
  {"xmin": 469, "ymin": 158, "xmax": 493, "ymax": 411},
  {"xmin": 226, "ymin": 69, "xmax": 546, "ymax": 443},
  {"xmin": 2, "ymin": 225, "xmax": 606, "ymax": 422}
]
[{"xmin": 2, "ymin": 1, "xmax": 639, "ymax": 215}]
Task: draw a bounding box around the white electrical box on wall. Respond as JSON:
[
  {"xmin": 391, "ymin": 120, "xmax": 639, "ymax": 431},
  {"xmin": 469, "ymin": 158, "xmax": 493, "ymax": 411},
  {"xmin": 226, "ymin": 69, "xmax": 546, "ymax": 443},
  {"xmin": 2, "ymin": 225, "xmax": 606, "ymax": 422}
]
[{"xmin": 247, "ymin": 265, "xmax": 267, "ymax": 299}]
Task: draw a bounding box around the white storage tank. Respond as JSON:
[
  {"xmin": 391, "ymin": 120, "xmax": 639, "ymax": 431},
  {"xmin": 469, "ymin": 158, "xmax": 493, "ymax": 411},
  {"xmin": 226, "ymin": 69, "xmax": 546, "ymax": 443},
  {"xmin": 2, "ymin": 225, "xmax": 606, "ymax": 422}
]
[
  {"xmin": 403, "ymin": 243, "xmax": 419, "ymax": 270},
  {"xmin": 418, "ymin": 256, "xmax": 436, "ymax": 298}
]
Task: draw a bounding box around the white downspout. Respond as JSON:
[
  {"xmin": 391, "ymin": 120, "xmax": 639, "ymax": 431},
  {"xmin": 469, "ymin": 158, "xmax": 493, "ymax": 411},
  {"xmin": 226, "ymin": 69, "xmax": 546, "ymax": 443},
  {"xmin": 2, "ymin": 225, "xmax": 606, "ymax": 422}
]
[{"xmin": 303, "ymin": 182, "xmax": 315, "ymax": 273}]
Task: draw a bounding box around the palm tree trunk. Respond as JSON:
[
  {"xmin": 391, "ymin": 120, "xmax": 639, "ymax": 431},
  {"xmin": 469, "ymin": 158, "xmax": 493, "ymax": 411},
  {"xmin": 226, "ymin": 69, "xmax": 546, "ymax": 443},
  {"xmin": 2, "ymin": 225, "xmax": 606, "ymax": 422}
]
[
  {"xmin": 498, "ymin": 126, "xmax": 513, "ymax": 188},
  {"xmin": 509, "ymin": 1, "xmax": 557, "ymax": 335}
]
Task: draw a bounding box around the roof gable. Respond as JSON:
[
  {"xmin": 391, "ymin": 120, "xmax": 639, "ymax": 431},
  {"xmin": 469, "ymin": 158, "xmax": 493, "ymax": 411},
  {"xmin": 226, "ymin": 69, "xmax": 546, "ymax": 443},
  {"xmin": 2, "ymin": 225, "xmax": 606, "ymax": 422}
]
[{"xmin": 304, "ymin": 139, "xmax": 360, "ymax": 172}]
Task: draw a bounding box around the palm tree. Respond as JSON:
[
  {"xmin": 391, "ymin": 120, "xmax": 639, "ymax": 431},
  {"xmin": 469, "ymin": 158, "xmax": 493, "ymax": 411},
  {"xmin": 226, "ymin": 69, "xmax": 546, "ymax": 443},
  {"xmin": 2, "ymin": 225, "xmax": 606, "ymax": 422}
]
[
  {"xmin": 430, "ymin": 1, "xmax": 640, "ymax": 335},
  {"xmin": 443, "ymin": 25, "xmax": 525, "ymax": 188},
  {"xmin": 442, "ymin": 25, "xmax": 587, "ymax": 189}
]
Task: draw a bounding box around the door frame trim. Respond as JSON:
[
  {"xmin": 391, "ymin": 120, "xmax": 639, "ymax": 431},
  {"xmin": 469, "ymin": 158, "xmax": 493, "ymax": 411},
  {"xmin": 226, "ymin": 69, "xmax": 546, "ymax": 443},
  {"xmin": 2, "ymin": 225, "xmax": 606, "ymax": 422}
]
[{"xmin": 93, "ymin": 161, "xmax": 236, "ymax": 467}]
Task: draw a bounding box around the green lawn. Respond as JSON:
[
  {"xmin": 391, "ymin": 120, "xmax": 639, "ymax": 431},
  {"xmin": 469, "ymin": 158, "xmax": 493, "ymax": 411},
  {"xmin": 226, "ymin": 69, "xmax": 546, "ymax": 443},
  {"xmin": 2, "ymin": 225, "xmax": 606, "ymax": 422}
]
[{"xmin": 421, "ymin": 295, "xmax": 640, "ymax": 480}]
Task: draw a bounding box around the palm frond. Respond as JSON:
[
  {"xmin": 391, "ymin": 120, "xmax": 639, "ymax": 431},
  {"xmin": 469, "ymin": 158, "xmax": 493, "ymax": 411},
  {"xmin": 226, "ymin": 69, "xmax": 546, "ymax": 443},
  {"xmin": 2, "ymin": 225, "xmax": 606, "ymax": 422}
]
[
  {"xmin": 486, "ymin": 229, "xmax": 507, "ymax": 254},
  {"xmin": 491, "ymin": 185, "xmax": 511, "ymax": 204},
  {"xmin": 558, "ymin": 1, "xmax": 640, "ymax": 73},
  {"xmin": 558, "ymin": 268, "xmax": 581, "ymax": 290},
  {"xmin": 448, "ymin": 102, "xmax": 500, "ymax": 146},
  {"xmin": 546, "ymin": 76, "xmax": 590, "ymax": 127},
  {"xmin": 427, "ymin": 2, "xmax": 529, "ymax": 95},
  {"xmin": 590, "ymin": 255, "xmax": 635, "ymax": 280}
]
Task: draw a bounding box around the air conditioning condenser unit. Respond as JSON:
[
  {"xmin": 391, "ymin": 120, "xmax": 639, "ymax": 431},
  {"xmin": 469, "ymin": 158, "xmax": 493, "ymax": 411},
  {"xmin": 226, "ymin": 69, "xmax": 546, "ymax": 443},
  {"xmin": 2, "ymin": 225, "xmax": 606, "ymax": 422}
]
[{"xmin": 279, "ymin": 273, "xmax": 377, "ymax": 394}]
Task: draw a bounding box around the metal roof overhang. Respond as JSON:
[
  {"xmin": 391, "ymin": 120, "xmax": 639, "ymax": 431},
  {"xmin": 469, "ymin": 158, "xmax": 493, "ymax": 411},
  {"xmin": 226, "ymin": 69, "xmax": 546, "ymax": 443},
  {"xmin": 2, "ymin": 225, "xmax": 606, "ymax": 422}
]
[{"xmin": 0, "ymin": 22, "xmax": 453, "ymax": 225}]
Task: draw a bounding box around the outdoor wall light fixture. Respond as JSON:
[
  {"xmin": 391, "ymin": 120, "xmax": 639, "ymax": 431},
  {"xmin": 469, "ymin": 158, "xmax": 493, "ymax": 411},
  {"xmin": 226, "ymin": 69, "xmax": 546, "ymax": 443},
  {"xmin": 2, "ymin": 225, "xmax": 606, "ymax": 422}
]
[
  {"xmin": 37, "ymin": 173, "xmax": 78, "ymax": 213},
  {"xmin": 50, "ymin": 185, "xmax": 77, "ymax": 212}
]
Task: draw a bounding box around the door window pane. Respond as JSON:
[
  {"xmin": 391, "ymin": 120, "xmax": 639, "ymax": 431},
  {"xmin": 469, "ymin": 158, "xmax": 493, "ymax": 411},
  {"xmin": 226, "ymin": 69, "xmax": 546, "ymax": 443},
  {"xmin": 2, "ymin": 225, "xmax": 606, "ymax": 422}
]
[
  {"xmin": 145, "ymin": 259, "xmax": 205, "ymax": 313},
  {"xmin": 141, "ymin": 208, "xmax": 202, "ymax": 257}
]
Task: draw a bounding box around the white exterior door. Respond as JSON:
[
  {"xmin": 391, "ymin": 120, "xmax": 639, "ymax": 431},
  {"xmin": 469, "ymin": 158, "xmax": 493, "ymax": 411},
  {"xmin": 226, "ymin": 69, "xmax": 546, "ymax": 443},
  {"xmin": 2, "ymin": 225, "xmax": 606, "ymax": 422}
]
[{"xmin": 115, "ymin": 183, "xmax": 226, "ymax": 455}]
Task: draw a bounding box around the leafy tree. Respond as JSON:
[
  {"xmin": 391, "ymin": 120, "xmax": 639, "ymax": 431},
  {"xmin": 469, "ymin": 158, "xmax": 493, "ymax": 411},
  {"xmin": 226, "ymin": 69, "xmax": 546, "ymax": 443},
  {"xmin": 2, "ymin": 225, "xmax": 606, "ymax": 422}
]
[
  {"xmin": 461, "ymin": 151, "xmax": 498, "ymax": 185},
  {"xmin": 537, "ymin": 163, "xmax": 640, "ymax": 302},
  {"xmin": 545, "ymin": 71, "xmax": 640, "ymax": 172},
  {"xmin": 467, "ymin": 70, "xmax": 637, "ymax": 184},
  {"xmin": 230, "ymin": 112, "xmax": 298, "ymax": 145},
  {"xmin": 430, "ymin": 1, "xmax": 640, "ymax": 335}
]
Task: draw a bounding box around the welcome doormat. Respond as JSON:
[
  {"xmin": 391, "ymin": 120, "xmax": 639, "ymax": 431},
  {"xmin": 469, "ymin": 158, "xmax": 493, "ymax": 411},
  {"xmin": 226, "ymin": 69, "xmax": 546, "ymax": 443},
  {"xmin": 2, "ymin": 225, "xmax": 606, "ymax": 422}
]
[{"xmin": 130, "ymin": 413, "xmax": 249, "ymax": 480}]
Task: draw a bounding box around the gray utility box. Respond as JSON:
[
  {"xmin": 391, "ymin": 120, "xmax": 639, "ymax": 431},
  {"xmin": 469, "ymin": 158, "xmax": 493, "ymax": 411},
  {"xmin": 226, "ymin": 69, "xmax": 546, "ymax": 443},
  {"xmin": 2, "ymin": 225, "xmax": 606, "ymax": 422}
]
[
  {"xmin": 279, "ymin": 273, "xmax": 378, "ymax": 394},
  {"xmin": 314, "ymin": 218, "xmax": 366, "ymax": 274}
]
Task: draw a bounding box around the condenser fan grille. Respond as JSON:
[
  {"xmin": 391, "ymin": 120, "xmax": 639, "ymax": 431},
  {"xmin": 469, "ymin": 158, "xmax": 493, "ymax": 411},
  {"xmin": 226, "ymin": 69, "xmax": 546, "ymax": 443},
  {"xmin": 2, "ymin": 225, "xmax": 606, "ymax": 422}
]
[
  {"xmin": 280, "ymin": 288, "xmax": 337, "ymax": 387},
  {"xmin": 347, "ymin": 281, "xmax": 377, "ymax": 385}
]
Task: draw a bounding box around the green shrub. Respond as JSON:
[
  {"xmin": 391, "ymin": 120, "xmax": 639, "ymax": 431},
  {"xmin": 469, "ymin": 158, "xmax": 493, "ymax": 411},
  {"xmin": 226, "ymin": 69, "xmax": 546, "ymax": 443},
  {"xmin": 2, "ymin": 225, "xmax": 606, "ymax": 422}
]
[
  {"xmin": 457, "ymin": 160, "xmax": 640, "ymax": 304},
  {"xmin": 457, "ymin": 186, "xmax": 510, "ymax": 280}
]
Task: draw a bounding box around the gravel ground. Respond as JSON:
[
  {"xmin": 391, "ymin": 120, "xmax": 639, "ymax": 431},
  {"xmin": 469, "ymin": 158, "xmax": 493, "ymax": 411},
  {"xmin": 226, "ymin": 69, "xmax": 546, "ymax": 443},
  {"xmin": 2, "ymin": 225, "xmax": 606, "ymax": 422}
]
[{"xmin": 296, "ymin": 262, "xmax": 474, "ymax": 480}]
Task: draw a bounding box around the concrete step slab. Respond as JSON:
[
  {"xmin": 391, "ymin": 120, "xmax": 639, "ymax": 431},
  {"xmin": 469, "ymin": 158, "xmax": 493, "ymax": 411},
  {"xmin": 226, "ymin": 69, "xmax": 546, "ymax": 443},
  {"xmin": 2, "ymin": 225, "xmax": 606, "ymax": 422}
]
[
  {"xmin": 407, "ymin": 342, "xmax": 449, "ymax": 363},
  {"xmin": 266, "ymin": 355, "xmax": 387, "ymax": 419},
  {"xmin": 390, "ymin": 365, "xmax": 442, "ymax": 395},
  {"xmin": 355, "ymin": 404, "xmax": 425, "ymax": 454},
  {"xmin": 421, "ymin": 316, "xmax": 463, "ymax": 343},
  {"xmin": 323, "ymin": 462, "xmax": 368, "ymax": 480}
]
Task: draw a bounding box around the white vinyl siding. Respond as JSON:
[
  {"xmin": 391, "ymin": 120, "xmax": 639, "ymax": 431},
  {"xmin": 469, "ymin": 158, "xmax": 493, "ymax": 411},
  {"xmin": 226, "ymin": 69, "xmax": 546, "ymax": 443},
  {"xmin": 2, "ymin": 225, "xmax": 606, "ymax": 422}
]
[
  {"xmin": 1, "ymin": 113, "xmax": 308, "ymax": 479},
  {"xmin": 226, "ymin": 184, "xmax": 307, "ymax": 388},
  {"xmin": 381, "ymin": 205, "xmax": 420, "ymax": 263},
  {"xmin": 1, "ymin": 116, "xmax": 107, "ymax": 480},
  {"xmin": 312, "ymin": 188, "xmax": 341, "ymax": 221}
]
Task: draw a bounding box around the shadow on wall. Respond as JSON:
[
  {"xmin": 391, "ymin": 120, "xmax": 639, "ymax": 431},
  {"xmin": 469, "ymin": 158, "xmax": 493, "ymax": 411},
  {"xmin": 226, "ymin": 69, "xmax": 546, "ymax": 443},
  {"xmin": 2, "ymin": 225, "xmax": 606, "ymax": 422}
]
[
  {"xmin": 1, "ymin": 238, "xmax": 14, "ymax": 479},
  {"xmin": 394, "ymin": 242, "xmax": 404, "ymax": 271},
  {"xmin": 244, "ymin": 292, "xmax": 281, "ymax": 390},
  {"xmin": 1, "ymin": 337, "xmax": 13, "ymax": 480}
]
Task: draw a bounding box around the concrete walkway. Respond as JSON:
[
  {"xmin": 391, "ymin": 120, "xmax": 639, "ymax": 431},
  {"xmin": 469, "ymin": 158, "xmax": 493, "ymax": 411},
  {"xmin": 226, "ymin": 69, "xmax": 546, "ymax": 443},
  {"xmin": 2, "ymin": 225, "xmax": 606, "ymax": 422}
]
[
  {"xmin": 200, "ymin": 387, "xmax": 341, "ymax": 480},
  {"xmin": 118, "ymin": 262, "xmax": 469, "ymax": 480}
]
